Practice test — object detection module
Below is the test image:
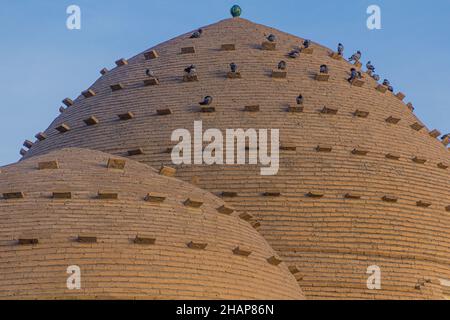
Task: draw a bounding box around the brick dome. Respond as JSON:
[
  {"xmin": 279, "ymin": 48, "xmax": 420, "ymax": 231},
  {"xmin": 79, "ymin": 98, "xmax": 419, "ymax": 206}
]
[
  {"xmin": 0, "ymin": 148, "xmax": 304, "ymax": 299},
  {"xmin": 21, "ymin": 17, "xmax": 450, "ymax": 299}
]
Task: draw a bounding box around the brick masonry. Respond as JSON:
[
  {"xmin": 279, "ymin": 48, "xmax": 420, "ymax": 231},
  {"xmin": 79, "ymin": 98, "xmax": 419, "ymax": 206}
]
[
  {"xmin": 0, "ymin": 148, "xmax": 304, "ymax": 300},
  {"xmin": 14, "ymin": 17, "xmax": 450, "ymax": 299}
]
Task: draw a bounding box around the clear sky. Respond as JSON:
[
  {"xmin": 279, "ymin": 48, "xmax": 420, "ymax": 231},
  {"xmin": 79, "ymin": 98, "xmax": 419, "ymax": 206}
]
[{"xmin": 0, "ymin": 0, "xmax": 449, "ymax": 165}]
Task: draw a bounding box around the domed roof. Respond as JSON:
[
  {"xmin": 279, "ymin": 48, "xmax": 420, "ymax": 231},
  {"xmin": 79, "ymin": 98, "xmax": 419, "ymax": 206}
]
[
  {"xmin": 0, "ymin": 148, "xmax": 304, "ymax": 299},
  {"xmin": 21, "ymin": 17, "xmax": 450, "ymax": 299}
]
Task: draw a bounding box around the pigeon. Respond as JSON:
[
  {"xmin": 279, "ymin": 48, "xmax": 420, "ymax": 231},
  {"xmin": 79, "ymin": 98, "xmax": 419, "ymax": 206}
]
[
  {"xmin": 320, "ymin": 64, "xmax": 328, "ymax": 74},
  {"xmin": 296, "ymin": 94, "xmax": 304, "ymax": 105},
  {"xmin": 337, "ymin": 43, "xmax": 344, "ymax": 56},
  {"xmin": 441, "ymin": 134, "xmax": 449, "ymax": 141},
  {"xmin": 190, "ymin": 29, "xmax": 203, "ymax": 39},
  {"xmin": 288, "ymin": 50, "xmax": 300, "ymax": 58},
  {"xmin": 230, "ymin": 62, "xmax": 238, "ymax": 73},
  {"xmin": 199, "ymin": 96, "xmax": 213, "ymax": 106},
  {"xmin": 348, "ymin": 68, "xmax": 358, "ymax": 82},
  {"xmin": 267, "ymin": 34, "xmax": 276, "ymax": 42},
  {"xmin": 278, "ymin": 61, "xmax": 287, "ymax": 70},
  {"xmin": 146, "ymin": 69, "xmax": 155, "ymax": 78},
  {"xmin": 349, "ymin": 51, "xmax": 362, "ymax": 62},
  {"xmin": 388, "ymin": 85, "xmax": 394, "ymax": 92},
  {"xmin": 184, "ymin": 65, "xmax": 197, "ymax": 75},
  {"xmin": 383, "ymin": 79, "xmax": 390, "ymax": 86},
  {"xmin": 372, "ymin": 74, "xmax": 380, "ymax": 81},
  {"xmin": 366, "ymin": 61, "xmax": 375, "ymax": 73},
  {"xmin": 303, "ymin": 39, "xmax": 311, "ymax": 48}
]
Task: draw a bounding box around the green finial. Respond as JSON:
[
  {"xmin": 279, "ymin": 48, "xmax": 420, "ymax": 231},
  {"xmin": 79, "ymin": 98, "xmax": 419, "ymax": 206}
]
[{"xmin": 230, "ymin": 5, "xmax": 242, "ymax": 18}]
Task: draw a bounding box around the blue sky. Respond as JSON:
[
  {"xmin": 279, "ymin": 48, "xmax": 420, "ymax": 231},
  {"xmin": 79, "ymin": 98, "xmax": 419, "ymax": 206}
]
[{"xmin": 0, "ymin": 0, "xmax": 449, "ymax": 165}]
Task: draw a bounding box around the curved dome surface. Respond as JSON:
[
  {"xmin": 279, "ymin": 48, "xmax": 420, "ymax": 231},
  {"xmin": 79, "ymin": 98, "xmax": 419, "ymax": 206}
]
[
  {"xmin": 0, "ymin": 148, "xmax": 304, "ymax": 300},
  {"xmin": 22, "ymin": 18, "xmax": 450, "ymax": 299}
]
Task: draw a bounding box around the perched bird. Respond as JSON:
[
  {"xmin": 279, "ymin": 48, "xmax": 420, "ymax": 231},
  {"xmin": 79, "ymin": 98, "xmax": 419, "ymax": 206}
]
[
  {"xmin": 348, "ymin": 68, "xmax": 358, "ymax": 82},
  {"xmin": 278, "ymin": 61, "xmax": 287, "ymax": 70},
  {"xmin": 366, "ymin": 61, "xmax": 375, "ymax": 72},
  {"xmin": 267, "ymin": 34, "xmax": 276, "ymax": 42},
  {"xmin": 288, "ymin": 50, "xmax": 300, "ymax": 58},
  {"xmin": 320, "ymin": 64, "xmax": 328, "ymax": 74},
  {"xmin": 296, "ymin": 94, "xmax": 304, "ymax": 105},
  {"xmin": 184, "ymin": 65, "xmax": 197, "ymax": 75},
  {"xmin": 303, "ymin": 39, "xmax": 311, "ymax": 48},
  {"xmin": 230, "ymin": 62, "xmax": 238, "ymax": 73},
  {"xmin": 372, "ymin": 74, "xmax": 380, "ymax": 81},
  {"xmin": 190, "ymin": 29, "xmax": 203, "ymax": 39},
  {"xmin": 199, "ymin": 96, "xmax": 213, "ymax": 106},
  {"xmin": 388, "ymin": 85, "xmax": 394, "ymax": 92},
  {"xmin": 337, "ymin": 43, "xmax": 344, "ymax": 56},
  {"xmin": 349, "ymin": 51, "xmax": 362, "ymax": 62},
  {"xmin": 383, "ymin": 79, "xmax": 390, "ymax": 86},
  {"xmin": 146, "ymin": 69, "xmax": 155, "ymax": 78},
  {"xmin": 441, "ymin": 134, "xmax": 449, "ymax": 141}
]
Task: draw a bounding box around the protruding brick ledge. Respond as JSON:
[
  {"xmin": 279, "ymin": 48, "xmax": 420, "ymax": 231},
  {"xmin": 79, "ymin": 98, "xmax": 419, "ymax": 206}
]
[
  {"xmin": 184, "ymin": 198, "xmax": 203, "ymax": 208},
  {"xmin": 76, "ymin": 235, "xmax": 97, "ymax": 243},
  {"xmin": 159, "ymin": 166, "xmax": 176, "ymax": 177},
  {"xmin": 316, "ymin": 145, "xmax": 332, "ymax": 152},
  {"xmin": 35, "ymin": 132, "xmax": 47, "ymax": 141},
  {"xmin": 110, "ymin": 83, "xmax": 125, "ymax": 92},
  {"xmin": 217, "ymin": 205, "xmax": 234, "ymax": 215},
  {"xmin": 23, "ymin": 140, "xmax": 33, "ymax": 149},
  {"xmin": 187, "ymin": 241, "xmax": 207, "ymax": 250},
  {"xmin": 376, "ymin": 84, "xmax": 388, "ymax": 93},
  {"xmin": 55, "ymin": 123, "xmax": 70, "ymax": 133},
  {"xmin": 181, "ymin": 46, "xmax": 196, "ymax": 54},
  {"xmin": 306, "ymin": 192, "xmax": 324, "ymax": 198},
  {"xmin": 144, "ymin": 193, "xmax": 166, "ymax": 203},
  {"xmin": 385, "ymin": 153, "xmax": 401, "ymax": 160},
  {"xmin": 18, "ymin": 238, "xmax": 38, "ymax": 245},
  {"xmin": 321, "ymin": 106, "xmax": 338, "ymax": 115},
  {"xmin": 82, "ymin": 89, "xmax": 96, "ymax": 98},
  {"xmin": 157, "ymin": 108, "xmax": 172, "ymax": 116},
  {"xmin": 38, "ymin": 160, "xmax": 59, "ymax": 170},
  {"xmin": 115, "ymin": 58, "xmax": 128, "ymax": 67},
  {"xmin": 267, "ymin": 256, "xmax": 282, "ymax": 266},
  {"xmin": 134, "ymin": 235, "xmax": 156, "ymax": 245},
  {"xmin": 233, "ymin": 246, "xmax": 252, "ymax": 257},
  {"xmin": 315, "ymin": 73, "xmax": 329, "ymax": 82},
  {"xmin": 62, "ymin": 98, "xmax": 74, "ymax": 107},
  {"xmin": 128, "ymin": 148, "xmax": 144, "ymax": 156},
  {"xmin": 221, "ymin": 44, "xmax": 235, "ymax": 51},
  {"xmin": 416, "ymin": 201, "xmax": 432, "ymax": 208},
  {"xmin": 261, "ymin": 41, "xmax": 276, "ymax": 51},
  {"xmin": 52, "ymin": 192, "xmax": 72, "ymax": 199},
  {"xmin": 107, "ymin": 158, "xmax": 126, "ymax": 170},
  {"xmin": 382, "ymin": 195, "xmax": 398, "ymax": 203},
  {"xmin": 84, "ymin": 116, "xmax": 99, "ymax": 126},
  {"xmin": 244, "ymin": 105, "xmax": 260, "ymax": 112},
  {"xmin": 3, "ymin": 192, "xmax": 24, "ymax": 200},
  {"xmin": 354, "ymin": 110, "xmax": 369, "ymax": 118},
  {"xmin": 118, "ymin": 112, "xmax": 135, "ymax": 120},
  {"xmin": 386, "ymin": 116, "xmax": 400, "ymax": 124},
  {"xmin": 144, "ymin": 50, "xmax": 159, "ymax": 60},
  {"xmin": 97, "ymin": 191, "xmax": 119, "ymax": 200}
]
